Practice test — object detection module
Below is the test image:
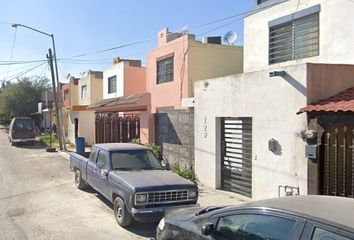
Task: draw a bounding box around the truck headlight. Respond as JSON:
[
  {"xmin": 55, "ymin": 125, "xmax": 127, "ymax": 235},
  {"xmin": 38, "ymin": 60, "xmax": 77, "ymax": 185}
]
[
  {"xmin": 188, "ymin": 189, "xmax": 197, "ymax": 198},
  {"xmin": 135, "ymin": 193, "xmax": 148, "ymax": 204},
  {"xmin": 158, "ymin": 217, "xmax": 165, "ymax": 231}
]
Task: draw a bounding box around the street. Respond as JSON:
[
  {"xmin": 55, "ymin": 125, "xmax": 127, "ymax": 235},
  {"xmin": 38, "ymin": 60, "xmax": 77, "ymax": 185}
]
[{"xmin": 0, "ymin": 127, "xmax": 156, "ymax": 240}]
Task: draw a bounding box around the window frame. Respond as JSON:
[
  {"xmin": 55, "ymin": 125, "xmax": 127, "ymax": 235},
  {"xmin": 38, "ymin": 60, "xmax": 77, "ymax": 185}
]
[
  {"xmin": 208, "ymin": 209, "xmax": 306, "ymax": 240},
  {"xmin": 300, "ymin": 220, "xmax": 354, "ymax": 240},
  {"xmin": 156, "ymin": 55, "xmax": 174, "ymax": 84},
  {"xmin": 108, "ymin": 75, "xmax": 117, "ymax": 94},
  {"xmin": 81, "ymin": 84, "xmax": 87, "ymax": 99},
  {"xmin": 268, "ymin": 5, "xmax": 320, "ymax": 64},
  {"xmin": 96, "ymin": 150, "xmax": 109, "ymax": 170}
]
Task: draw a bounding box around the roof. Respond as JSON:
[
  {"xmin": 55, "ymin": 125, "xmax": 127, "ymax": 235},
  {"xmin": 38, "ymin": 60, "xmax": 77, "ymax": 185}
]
[
  {"xmin": 94, "ymin": 143, "xmax": 150, "ymax": 151},
  {"xmin": 87, "ymin": 93, "xmax": 150, "ymax": 112},
  {"xmin": 238, "ymin": 195, "xmax": 354, "ymax": 229},
  {"xmin": 298, "ymin": 87, "xmax": 354, "ymax": 114}
]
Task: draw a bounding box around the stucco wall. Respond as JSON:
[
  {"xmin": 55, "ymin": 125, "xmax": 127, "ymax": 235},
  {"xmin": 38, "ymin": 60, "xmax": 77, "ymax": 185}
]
[
  {"xmin": 67, "ymin": 111, "xmax": 78, "ymax": 144},
  {"xmin": 188, "ymin": 42, "xmax": 243, "ymax": 97},
  {"xmin": 124, "ymin": 67, "xmax": 146, "ymax": 96},
  {"xmin": 244, "ymin": 0, "xmax": 354, "ymax": 72},
  {"xmin": 78, "ymin": 72, "xmax": 103, "ymax": 105},
  {"xmin": 78, "ymin": 111, "xmax": 95, "ymax": 145},
  {"xmin": 194, "ymin": 64, "xmax": 309, "ymax": 200},
  {"xmin": 103, "ymin": 63, "xmax": 124, "ymax": 99}
]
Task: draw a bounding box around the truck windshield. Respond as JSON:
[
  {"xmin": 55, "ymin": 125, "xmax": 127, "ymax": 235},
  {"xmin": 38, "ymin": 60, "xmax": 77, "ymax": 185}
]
[{"xmin": 111, "ymin": 150, "xmax": 163, "ymax": 171}]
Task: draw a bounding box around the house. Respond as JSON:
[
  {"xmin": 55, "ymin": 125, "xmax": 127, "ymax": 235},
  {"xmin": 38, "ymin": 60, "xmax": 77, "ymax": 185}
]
[
  {"xmin": 31, "ymin": 89, "xmax": 55, "ymax": 130},
  {"xmin": 194, "ymin": 0, "xmax": 354, "ymax": 200},
  {"xmin": 147, "ymin": 28, "xmax": 243, "ymax": 167},
  {"xmin": 87, "ymin": 58, "xmax": 148, "ymax": 143}
]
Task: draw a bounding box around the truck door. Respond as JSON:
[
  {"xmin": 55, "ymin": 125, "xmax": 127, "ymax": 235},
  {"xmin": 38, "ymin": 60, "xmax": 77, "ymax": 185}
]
[
  {"xmin": 93, "ymin": 150, "xmax": 110, "ymax": 199},
  {"xmin": 87, "ymin": 148, "xmax": 98, "ymax": 186}
]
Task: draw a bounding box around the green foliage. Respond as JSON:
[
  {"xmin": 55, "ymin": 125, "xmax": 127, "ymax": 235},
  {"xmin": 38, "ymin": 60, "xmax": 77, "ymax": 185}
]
[
  {"xmin": 39, "ymin": 134, "xmax": 59, "ymax": 148},
  {"xmin": 171, "ymin": 162, "xmax": 196, "ymax": 181},
  {"xmin": 0, "ymin": 76, "xmax": 50, "ymax": 119},
  {"xmin": 131, "ymin": 138, "xmax": 161, "ymax": 160}
]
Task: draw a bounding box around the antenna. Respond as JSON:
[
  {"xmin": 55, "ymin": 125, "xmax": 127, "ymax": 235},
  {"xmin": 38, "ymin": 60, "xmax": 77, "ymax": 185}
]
[
  {"xmin": 223, "ymin": 31, "xmax": 238, "ymax": 46},
  {"xmin": 181, "ymin": 25, "xmax": 189, "ymax": 35}
]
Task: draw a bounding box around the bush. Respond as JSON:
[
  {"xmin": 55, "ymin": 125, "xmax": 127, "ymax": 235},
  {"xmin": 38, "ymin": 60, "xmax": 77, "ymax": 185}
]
[
  {"xmin": 171, "ymin": 162, "xmax": 196, "ymax": 181},
  {"xmin": 131, "ymin": 138, "xmax": 161, "ymax": 160},
  {"xmin": 39, "ymin": 134, "xmax": 59, "ymax": 147}
]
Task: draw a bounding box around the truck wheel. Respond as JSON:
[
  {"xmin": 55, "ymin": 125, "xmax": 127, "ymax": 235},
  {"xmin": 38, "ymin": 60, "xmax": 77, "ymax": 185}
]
[
  {"xmin": 74, "ymin": 169, "xmax": 87, "ymax": 189},
  {"xmin": 114, "ymin": 197, "xmax": 132, "ymax": 227}
]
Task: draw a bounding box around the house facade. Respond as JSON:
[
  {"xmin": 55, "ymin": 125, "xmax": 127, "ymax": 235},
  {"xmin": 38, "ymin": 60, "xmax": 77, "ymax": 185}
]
[
  {"xmin": 194, "ymin": 0, "xmax": 354, "ymax": 200},
  {"xmin": 146, "ymin": 28, "xmax": 244, "ymax": 167},
  {"xmin": 88, "ymin": 58, "xmax": 148, "ymax": 144}
]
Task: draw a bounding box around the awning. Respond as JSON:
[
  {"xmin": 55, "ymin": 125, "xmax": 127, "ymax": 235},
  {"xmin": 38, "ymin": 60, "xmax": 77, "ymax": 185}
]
[
  {"xmin": 298, "ymin": 87, "xmax": 354, "ymax": 114},
  {"xmin": 88, "ymin": 93, "xmax": 150, "ymax": 112}
]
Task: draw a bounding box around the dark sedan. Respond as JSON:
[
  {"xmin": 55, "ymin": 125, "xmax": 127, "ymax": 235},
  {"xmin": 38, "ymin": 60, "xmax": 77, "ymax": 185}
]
[{"xmin": 156, "ymin": 195, "xmax": 354, "ymax": 240}]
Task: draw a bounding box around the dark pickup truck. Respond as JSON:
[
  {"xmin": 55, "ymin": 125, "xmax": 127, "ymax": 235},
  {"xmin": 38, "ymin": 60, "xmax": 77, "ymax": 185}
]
[{"xmin": 70, "ymin": 143, "xmax": 198, "ymax": 227}]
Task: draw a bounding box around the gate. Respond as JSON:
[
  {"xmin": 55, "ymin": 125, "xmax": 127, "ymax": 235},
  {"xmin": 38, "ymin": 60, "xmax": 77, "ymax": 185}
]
[
  {"xmin": 221, "ymin": 117, "xmax": 252, "ymax": 198},
  {"xmin": 321, "ymin": 124, "xmax": 354, "ymax": 198},
  {"xmin": 95, "ymin": 113, "xmax": 140, "ymax": 144}
]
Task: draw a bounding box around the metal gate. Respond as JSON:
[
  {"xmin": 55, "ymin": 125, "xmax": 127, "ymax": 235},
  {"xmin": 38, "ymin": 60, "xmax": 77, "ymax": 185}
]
[
  {"xmin": 95, "ymin": 113, "xmax": 140, "ymax": 144},
  {"xmin": 321, "ymin": 124, "xmax": 354, "ymax": 198},
  {"xmin": 221, "ymin": 117, "xmax": 252, "ymax": 198}
]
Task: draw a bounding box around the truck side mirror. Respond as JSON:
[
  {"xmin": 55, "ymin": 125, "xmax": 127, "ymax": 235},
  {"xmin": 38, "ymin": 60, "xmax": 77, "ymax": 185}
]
[
  {"xmin": 202, "ymin": 222, "xmax": 214, "ymax": 236},
  {"xmin": 96, "ymin": 162, "xmax": 104, "ymax": 170},
  {"xmin": 161, "ymin": 160, "xmax": 170, "ymax": 170}
]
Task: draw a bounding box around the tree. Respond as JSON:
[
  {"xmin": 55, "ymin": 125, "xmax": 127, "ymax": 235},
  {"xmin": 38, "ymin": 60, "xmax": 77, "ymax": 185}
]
[{"xmin": 0, "ymin": 76, "xmax": 50, "ymax": 119}]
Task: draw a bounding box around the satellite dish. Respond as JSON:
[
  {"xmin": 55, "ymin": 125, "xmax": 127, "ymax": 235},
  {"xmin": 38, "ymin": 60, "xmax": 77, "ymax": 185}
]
[
  {"xmin": 223, "ymin": 31, "xmax": 238, "ymax": 45},
  {"xmin": 181, "ymin": 25, "xmax": 189, "ymax": 34}
]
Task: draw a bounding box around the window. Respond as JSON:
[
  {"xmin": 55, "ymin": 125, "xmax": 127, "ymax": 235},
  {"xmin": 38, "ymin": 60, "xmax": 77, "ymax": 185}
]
[
  {"xmin": 108, "ymin": 76, "xmax": 117, "ymax": 94},
  {"xmin": 97, "ymin": 151, "xmax": 108, "ymax": 170},
  {"xmin": 216, "ymin": 214, "xmax": 296, "ymax": 240},
  {"xmin": 269, "ymin": 12, "xmax": 319, "ymax": 64},
  {"xmin": 81, "ymin": 85, "xmax": 87, "ymax": 99},
  {"xmin": 157, "ymin": 56, "xmax": 174, "ymax": 84},
  {"xmin": 111, "ymin": 150, "xmax": 162, "ymax": 171},
  {"xmin": 257, "ymin": 0, "xmax": 270, "ymax": 4},
  {"xmin": 312, "ymin": 227, "xmax": 352, "ymax": 240}
]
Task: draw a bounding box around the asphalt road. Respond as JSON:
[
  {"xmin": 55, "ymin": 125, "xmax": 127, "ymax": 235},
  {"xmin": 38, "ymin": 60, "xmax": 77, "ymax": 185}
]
[{"xmin": 0, "ymin": 127, "xmax": 156, "ymax": 240}]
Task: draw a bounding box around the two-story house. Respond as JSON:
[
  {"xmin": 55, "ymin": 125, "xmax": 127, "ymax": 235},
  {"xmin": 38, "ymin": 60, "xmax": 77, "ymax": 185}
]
[
  {"xmin": 147, "ymin": 28, "xmax": 244, "ymax": 168},
  {"xmin": 194, "ymin": 0, "xmax": 354, "ymax": 200},
  {"xmin": 87, "ymin": 57, "xmax": 148, "ymax": 143}
]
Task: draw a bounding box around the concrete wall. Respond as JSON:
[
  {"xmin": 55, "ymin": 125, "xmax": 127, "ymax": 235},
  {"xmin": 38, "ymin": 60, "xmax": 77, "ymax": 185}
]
[
  {"xmin": 194, "ymin": 64, "xmax": 309, "ymax": 200},
  {"xmin": 244, "ymin": 0, "xmax": 354, "ymax": 72},
  {"xmin": 103, "ymin": 63, "xmax": 124, "ymax": 99},
  {"xmin": 78, "ymin": 111, "xmax": 95, "ymax": 145},
  {"xmin": 156, "ymin": 109, "xmax": 194, "ymax": 169}
]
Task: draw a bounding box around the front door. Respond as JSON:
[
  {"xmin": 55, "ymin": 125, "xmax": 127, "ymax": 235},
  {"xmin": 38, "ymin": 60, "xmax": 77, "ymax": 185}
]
[
  {"xmin": 221, "ymin": 117, "xmax": 252, "ymax": 198},
  {"xmin": 320, "ymin": 123, "xmax": 354, "ymax": 197},
  {"xmin": 74, "ymin": 118, "xmax": 79, "ymax": 139}
]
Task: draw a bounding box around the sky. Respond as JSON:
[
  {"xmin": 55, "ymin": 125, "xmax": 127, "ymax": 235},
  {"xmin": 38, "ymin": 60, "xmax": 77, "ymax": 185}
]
[{"xmin": 0, "ymin": 0, "xmax": 253, "ymax": 83}]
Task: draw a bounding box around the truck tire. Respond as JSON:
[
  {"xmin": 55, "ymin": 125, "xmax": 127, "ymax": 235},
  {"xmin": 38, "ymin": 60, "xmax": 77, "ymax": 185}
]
[
  {"xmin": 113, "ymin": 197, "xmax": 132, "ymax": 227},
  {"xmin": 74, "ymin": 169, "xmax": 88, "ymax": 189}
]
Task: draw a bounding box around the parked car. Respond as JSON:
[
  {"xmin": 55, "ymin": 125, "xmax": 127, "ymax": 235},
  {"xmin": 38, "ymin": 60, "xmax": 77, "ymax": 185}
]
[
  {"xmin": 156, "ymin": 195, "xmax": 354, "ymax": 240},
  {"xmin": 8, "ymin": 117, "xmax": 36, "ymax": 146},
  {"xmin": 70, "ymin": 143, "xmax": 198, "ymax": 227}
]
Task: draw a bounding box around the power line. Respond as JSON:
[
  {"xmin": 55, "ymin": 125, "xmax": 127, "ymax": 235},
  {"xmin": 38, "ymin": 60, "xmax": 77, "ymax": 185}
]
[
  {"xmin": 61, "ymin": 1, "xmax": 280, "ymax": 60},
  {"xmin": 3, "ymin": 62, "xmax": 47, "ymax": 81},
  {"xmin": 0, "ymin": 60, "xmax": 47, "ymax": 66}
]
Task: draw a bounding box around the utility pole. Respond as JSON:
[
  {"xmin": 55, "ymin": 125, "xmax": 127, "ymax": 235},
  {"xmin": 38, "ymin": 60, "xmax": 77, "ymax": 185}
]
[{"xmin": 47, "ymin": 48, "xmax": 63, "ymax": 150}]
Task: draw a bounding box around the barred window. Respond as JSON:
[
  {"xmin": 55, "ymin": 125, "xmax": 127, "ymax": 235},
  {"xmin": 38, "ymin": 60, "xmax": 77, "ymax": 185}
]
[
  {"xmin": 108, "ymin": 76, "xmax": 117, "ymax": 94},
  {"xmin": 269, "ymin": 13, "xmax": 319, "ymax": 64},
  {"xmin": 157, "ymin": 56, "xmax": 174, "ymax": 84}
]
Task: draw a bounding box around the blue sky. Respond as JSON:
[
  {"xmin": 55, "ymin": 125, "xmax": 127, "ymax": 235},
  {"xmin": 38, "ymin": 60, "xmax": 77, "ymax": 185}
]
[{"xmin": 0, "ymin": 0, "xmax": 253, "ymax": 83}]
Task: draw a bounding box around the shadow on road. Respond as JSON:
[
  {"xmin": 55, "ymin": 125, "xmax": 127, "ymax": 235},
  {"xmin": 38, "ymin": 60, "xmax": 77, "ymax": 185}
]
[
  {"xmin": 83, "ymin": 187, "xmax": 157, "ymax": 238},
  {"xmin": 13, "ymin": 140, "xmax": 47, "ymax": 150}
]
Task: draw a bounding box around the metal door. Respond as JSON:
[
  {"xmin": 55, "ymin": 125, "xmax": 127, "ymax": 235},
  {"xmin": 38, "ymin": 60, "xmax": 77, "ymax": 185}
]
[
  {"xmin": 221, "ymin": 117, "xmax": 252, "ymax": 198},
  {"xmin": 321, "ymin": 124, "xmax": 354, "ymax": 197}
]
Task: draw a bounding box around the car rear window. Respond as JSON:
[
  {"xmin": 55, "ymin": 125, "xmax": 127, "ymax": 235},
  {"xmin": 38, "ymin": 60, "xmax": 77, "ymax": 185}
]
[{"xmin": 13, "ymin": 119, "xmax": 34, "ymax": 131}]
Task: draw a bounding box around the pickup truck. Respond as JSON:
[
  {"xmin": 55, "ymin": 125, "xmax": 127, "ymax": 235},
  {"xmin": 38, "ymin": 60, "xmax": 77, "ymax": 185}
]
[{"xmin": 70, "ymin": 143, "xmax": 198, "ymax": 227}]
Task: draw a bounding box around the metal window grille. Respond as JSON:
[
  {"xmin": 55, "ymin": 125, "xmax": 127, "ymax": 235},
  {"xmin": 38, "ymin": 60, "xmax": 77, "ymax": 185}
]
[
  {"xmin": 108, "ymin": 76, "xmax": 117, "ymax": 94},
  {"xmin": 157, "ymin": 56, "xmax": 174, "ymax": 84},
  {"xmin": 269, "ymin": 13, "xmax": 319, "ymax": 64}
]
